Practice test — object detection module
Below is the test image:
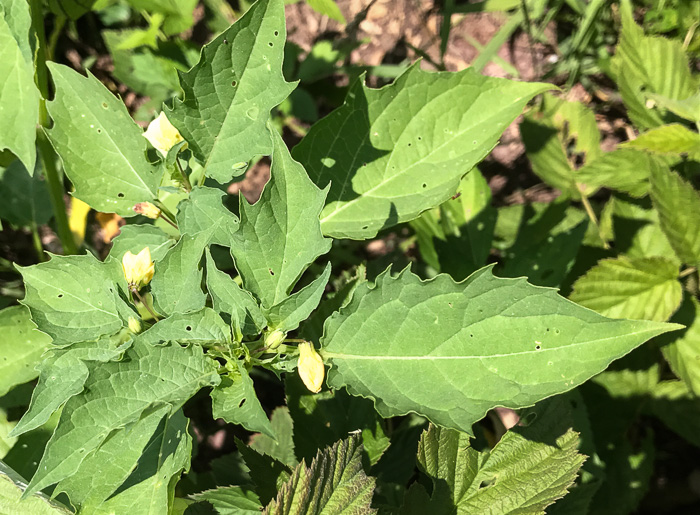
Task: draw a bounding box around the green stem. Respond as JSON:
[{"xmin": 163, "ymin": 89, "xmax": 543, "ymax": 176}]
[
  {"xmin": 175, "ymin": 160, "xmax": 192, "ymax": 192},
  {"xmin": 131, "ymin": 287, "xmax": 160, "ymax": 321},
  {"xmin": 37, "ymin": 132, "xmax": 78, "ymax": 254},
  {"xmin": 577, "ymin": 184, "xmax": 610, "ymax": 250},
  {"xmin": 153, "ymin": 200, "xmax": 178, "ymax": 227},
  {"xmin": 29, "ymin": 0, "xmax": 76, "ymax": 255},
  {"xmin": 680, "ymin": 267, "xmax": 697, "ymax": 278},
  {"xmin": 30, "ymin": 222, "xmax": 45, "ymax": 262}
]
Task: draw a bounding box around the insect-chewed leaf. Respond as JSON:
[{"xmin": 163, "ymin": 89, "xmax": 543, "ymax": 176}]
[
  {"xmin": 230, "ymin": 128, "xmax": 331, "ymax": 308},
  {"xmin": 24, "ymin": 339, "xmax": 220, "ymax": 497},
  {"xmin": 292, "ymin": 64, "xmax": 551, "ymax": 239},
  {"xmin": 167, "ymin": 0, "xmax": 294, "ymax": 183},
  {"xmin": 45, "ymin": 63, "xmax": 161, "ymax": 215},
  {"xmin": 322, "ymin": 265, "xmax": 681, "ymax": 435}
]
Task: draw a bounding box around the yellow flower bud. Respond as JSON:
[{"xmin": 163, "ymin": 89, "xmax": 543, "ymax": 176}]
[
  {"xmin": 122, "ymin": 247, "xmax": 155, "ymax": 290},
  {"xmin": 297, "ymin": 342, "xmax": 325, "ymax": 393},
  {"xmin": 142, "ymin": 112, "xmax": 186, "ymax": 157},
  {"xmin": 264, "ymin": 329, "xmax": 286, "ymax": 350},
  {"xmin": 133, "ymin": 202, "xmax": 161, "ymax": 219},
  {"xmin": 127, "ymin": 316, "xmax": 142, "ymax": 334}
]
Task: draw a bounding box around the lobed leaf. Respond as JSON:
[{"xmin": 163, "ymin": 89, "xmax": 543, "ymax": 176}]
[
  {"xmin": 190, "ymin": 486, "xmax": 262, "ymax": 515},
  {"xmin": 109, "ymin": 224, "xmax": 175, "ymax": 262},
  {"xmin": 211, "ymin": 360, "xmax": 275, "ymax": 439},
  {"xmin": 167, "ymin": 0, "xmax": 294, "ymax": 183},
  {"xmin": 0, "ymin": 463, "xmax": 71, "ymax": 514},
  {"xmin": 24, "ymin": 340, "xmax": 220, "ymax": 496},
  {"xmin": 18, "ymin": 253, "xmax": 134, "ymax": 344},
  {"xmin": 293, "ymin": 63, "xmax": 551, "ymax": 239},
  {"xmin": 177, "ymin": 186, "xmax": 240, "ymax": 246},
  {"xmin": 0, "ymin": 0, "xmax": 39, "ymax": 172},
  {"xmin": 0, "ymin": 305, "xmax": 52, "ymax": 398},
  {"xmin": 45, "ymin": 63, "xmax": 161, "ymax": 215},
  {"xmin": 230, "ymin": 128, "xmax": 331, "ymax": 308},
  {"xmin": 322, "ymin": 266, "xmax": 680, "ymax": 434}
]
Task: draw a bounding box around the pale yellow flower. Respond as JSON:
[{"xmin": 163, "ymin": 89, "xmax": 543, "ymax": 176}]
[
  {"xmin": 133, "ymin": 202, "xmax": 161, "ymax": 219},
  {"xmin": 122, "ymin": 248, "xmax": 155, "ymax": 290},
  {"xmin": 297, "ymin": 342, "xmax": 325, "ymax": 393},
  {"xmin": 142, "ymin": 112, "xmax": 186, "ymax": 157},
  {"xmin": 127, "ymin": 316, "xmax": 142, "ymax": 334}
]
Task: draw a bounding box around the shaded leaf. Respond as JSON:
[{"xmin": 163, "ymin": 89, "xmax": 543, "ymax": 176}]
[
  {"xmin": 250, "ymin": 406, "xmax": 297, "ymax": 468},
  {"xmin": 177, "ymin": 186, "xmax": 240, "ymax": 246},
  {"xmin": 0, "ymin": 463, "xmax": 70, "ymax": 514},
  {"xmin": 0, "ymin": 159, "xmax": 52, "ymax": 225}
]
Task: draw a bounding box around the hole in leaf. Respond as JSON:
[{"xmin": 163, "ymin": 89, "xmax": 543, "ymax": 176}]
[
  {"xmin": 232, "ymin": 80, "xmax": 237, "ymax": 87},
  {"xmin": 362, "ymin": 225, "xmax": 368, "ymax": 230},
  {"xmin": 57, "ymin": 294, "xmax": 63, "ymax": 298},
  {"xmin": 97, "ymin": 129, "xmax": 101, "ymax": 134},
  {"xmin": 186, "ymin": 326, "xmax": 192, "ymax": 331},
  {"xmin": 535, "ymin": 344, "xmax": 541, "ymax": 350},
  {"xmin": 101, "ymin": 102, "xmax": 108, "ymax": 108},
  {"xmin": 422, "ymin": 183, "xmax": 427, "ymax": 188},
  {"xmin": 238, "ymin": 398, "xmax": 246, "ymax": 408},
  {"xmin": 274, "ymin": 30, "xmax": 279, "ymax": 36},
  {"xmin": 118, "ymin": 193, "xmax": 124, "ymax": 198},
  {"xmin": 269, "ymin": 269, "xmax": 275, "ymax": 276},
  {"xmin": 268, "ymin": 42, "xmax": 273, "ymax": 47}
]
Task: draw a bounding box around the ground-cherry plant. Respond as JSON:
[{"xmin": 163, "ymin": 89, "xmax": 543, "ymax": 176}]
[{"xmin": 2, "ymin": 0, "xmax": 700, "ymax": 513}]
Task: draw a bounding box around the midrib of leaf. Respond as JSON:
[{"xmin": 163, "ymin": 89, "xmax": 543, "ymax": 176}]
[
  {"xmin": 320, "ymin": 87, "xmax": 515, "ymax": 225},
  {"xmin": 60, "ymin": 76, "xmax": 156, "ymax": 198},
  {"xmin": 202, "ymin": 3, "xmax": 269, "ymax": 174},
  {"xmin": 26, "ymin": 273, "xmax": 121, "ymax": 319},
  {"xmin": 323, "ymin": 326, "xmax": 670, "ymax": 361}
]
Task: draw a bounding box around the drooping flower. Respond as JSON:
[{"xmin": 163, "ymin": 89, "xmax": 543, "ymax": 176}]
[
  {"xmin": 122, "ymin": 247, "xmax": 155, "ymax": 290},
  {"xmin": 127, "ymin": 316, "xmax": 142, "ymax": 334},
  {"xmin": 133, "ymin": 201, "xmax": 161, "ymax": 219},
  {"xmin": 297, "ymin": 342, "xmax": 325, "ymax": 394},
  {"xmin": 142, "ymin": 112, "xmax": 186, "ymax": 157}
]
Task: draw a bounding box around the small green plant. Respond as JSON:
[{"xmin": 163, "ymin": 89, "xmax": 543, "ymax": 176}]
[{"xmin": 1, "ymin": 0, "xmax": 698, "ymax": 513}]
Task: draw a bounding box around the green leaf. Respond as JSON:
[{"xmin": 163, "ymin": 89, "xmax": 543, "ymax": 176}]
[
  {"xmin": 236, "ymin": 438, "xmax": 291, "ymax": 505},
  {"xmin": 611, "ymin": 195, "xmax": 678, "ymax": 262},
  {"xmin": 500, "ymin": 201, "xmax": 588, "ymax": 287},
  {"xmin": 167, "ymin": 0, "xmax": 294, "ymax": 183},
  {"xmin": 151, "ymin": 232, "xmax": 210, "ymax": 316},
  {"xmin": 45, "ymin": 62, "xmax": 161, "ymax": 215},
  {"xmin": 125, "ymin": 0, "xmax": 198, "ymax": 36},
  {"xmin": 650, "ymin": 165, "xmax": 700, "ymax": 265},
  {"xmin": 137, "ymin": 307, "xmax": 231, "ymax": 346},
  {"xmin": 285, "ymin": 373, "xmax": 389, "ymax": 467},
  {"xmin": 55, "ymin": 407, "xmax": 191, "ymax": 514},
  {"xmin": 647, "ymin": 92, "xmax": 700, "ymax": 123},
  {"xmin": 612, "ymin": 0, "xmax": 697, "ymax": 130},
  {"xmin": 621, "ymin": 123, "xmax": 700, "ymax": 155},
  {"xmin": 205, "ymin": 248, "xmax": 265, "ymax": 341},
  {"xmin": 322, "ymin": 266, "xmax": 680, "ymax": 434},
  {"xmin": 661, "ymin": 295, "xmax": 700, "ymax": 396},
  {"xmin": 177, "ymin": 187, "xmax": 240, "ymax": 246},
  {"xmin": 306, "ymin": 0, "xmax": 345, "ymax": 23},
  {"xmin": 575, "ymin": 149, "xmax": 665, "ymax": 198},
  {"xmin": 24, "ymin": 340, "xmax": 219, "ymax": 496},
  {"xmin": 249, "ymin": 406, "xmax": 296, "ymax": 468},
  {"xmin": 0, "ymin": 158, "xmax": 52, "ymax": 226},
  {"xmin": 0, "ymin": 463, "xmax": 71, "ymax": 514},
  {"xmin": 0, "ymin": 305, "xmax": 52, "ymax": 397},
  {"xmin": 416, "ymin": 416, "xmax": 584, "ymax": 513},
  {"xmin": 10, "ymin": 334, "xmax": 131, "ymax": 438},
  {"xmin": 293, "ymin": 64, "xmax": 550, "ymax": 239},
  {"xmin": 263, "ymin": 262, "xmax": 331, "ymax": 332},
  {"xmin": 263, "ymin": 434, "xmax": 376, "ymax": 515},
  {"xmin": 0, "ymin": 0, "xmax": 39, "ymax": 173},
  {"xmin": 520, "ymin": 96, "xmax": 601, "ymax": 199},
  {"xmin": 211, "ymin": 360, "xmax": 275, "ymax": 439},
  {"xmin": 570, "ymin": 256, "xmax": 682, "ymax": 322},
  {"xmin": 109, "ymin": 224, "xmax": 175, "ymax": 262},
  {"xmin": 46, "ymin": 0, "xmax": 96, "ymax": 19},
  {"xmin": 18, "ymin": 253, "xmax": 133, "ymax": 344},
  {"xmin": 230, "ymin": 129, "xmax": 331, "ymax": 308},
  {"xmin": 190, "ymin": 486, "xmax": 262, "ymax": 515}
]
